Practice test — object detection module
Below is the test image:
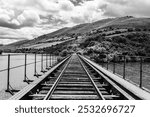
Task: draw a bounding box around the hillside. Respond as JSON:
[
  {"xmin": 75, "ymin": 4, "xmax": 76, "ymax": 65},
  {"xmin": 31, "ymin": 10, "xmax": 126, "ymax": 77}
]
[
  {"xmin": 100, "ymin": 17, "xmax": 150, "ymax": 29},
  {"xmin": 32, "ymin": 16, "xmax": 150, "ymax": 42},
  {"xmin": 0, "ymin": 40, "xmax": 30, "ymax": 51},
  {"xmin": 43, "ymin": 16, "xmax": 150, "ymax": 36},
  {"xmin": 2, "ymin": 16, "xmax": 150, "ymax": 52}
]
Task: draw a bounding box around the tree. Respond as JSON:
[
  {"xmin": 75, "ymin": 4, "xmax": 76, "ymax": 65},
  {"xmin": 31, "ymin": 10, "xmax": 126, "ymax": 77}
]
[
  {"xmin": 60, "ymin": 49, "xmax": 68, "ymax": 57},
  {"xmin": 128, "ymin": 28, "xmax": 134, "ymax": 32}
]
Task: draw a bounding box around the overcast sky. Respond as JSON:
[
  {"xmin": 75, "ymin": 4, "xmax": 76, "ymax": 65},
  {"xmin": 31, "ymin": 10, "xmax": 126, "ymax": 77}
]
[{"xmin": 0, "ymin": 0, "xmax": 150, "ymax": 44}]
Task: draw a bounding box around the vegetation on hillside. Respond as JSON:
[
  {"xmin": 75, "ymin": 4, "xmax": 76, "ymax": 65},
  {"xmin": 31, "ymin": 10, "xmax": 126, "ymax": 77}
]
[{"xmin": 79, "ymin": 30, "xmax": 150, "ymax": 62}]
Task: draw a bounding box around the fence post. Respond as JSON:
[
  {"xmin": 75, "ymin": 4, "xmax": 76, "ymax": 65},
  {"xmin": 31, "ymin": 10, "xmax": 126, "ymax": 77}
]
[
  {"xmin": 6, "ymin": 54, "xmax": 10, "ymax": 93},
  {"xmin": 51, "ymin": 55, "xmax": 53, "ymax": 66},
  {"xmin": 34, "ymin": 53, "xmax": 37, "ymax": 76},
  {"xmin": 34, "ymin": 53, "xmax": 38, "ymax": 77},
  {"xmin": 34, "ymin": 53, "xmax": 41, "ymax": 77},
  {"xmin": 54, "ymin": 55, "xmax": 56, "ymax": 65},
  {"xmin": 113, "ymin": 55, "xmax": 116, "ymax": 74},
  {"xmin": 49, "ymin": 54, "xmax": 51, "ymax": 67},
  {"xmin": 123, "ymin": 56, "xmax": 126, "ymax": 79},
  {"xmin": 24, "ymin": 54, "xmax": 27, "ymax": 82},
  {"xmin": 56, "ymin": 55, "xmax": 58, "ymax": 63},
  {"xmin": 24, "ymin": 54, "xmax": 33, "ymax": 83},
  {"xmin": 46, "ymin": 54, "xmax": 48, "ymax": 69},
  {"xmin": 45, "ymin": 54, "xmax": 46, "ymax": 68},
  {"xmin": 41, "ymin": 54, "xmax": 43, "ymax": 72},
  {"xmin": 46, "ymin": 54, "xmax": 47, "ymax": 69},
  {"xmin": 47, "ymin": 54, "xmax": 49, "ymax": 68},
  {"xmin": 107, "ymin": 54, "xmax": 108, "ymax": 70},
  {"xmin": 50, "ymin": 54, "xmax": 52, "ymax": 67},
  {"xmin": 5, "ymin": 54, "xmax": 16, "ymax": 95},
  {"xmin": 140, "ymin": 57, "xmax": 143, "ymax": 88},
  {"xmin": 41, "ymin": 54, "xmax": 47, "ymax": 73}
]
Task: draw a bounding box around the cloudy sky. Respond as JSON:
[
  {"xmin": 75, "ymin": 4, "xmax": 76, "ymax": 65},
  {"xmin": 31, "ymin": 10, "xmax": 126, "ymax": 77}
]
[{"xmin": 0, "ymin": 0, "xmax": 150, "ymax": 44}]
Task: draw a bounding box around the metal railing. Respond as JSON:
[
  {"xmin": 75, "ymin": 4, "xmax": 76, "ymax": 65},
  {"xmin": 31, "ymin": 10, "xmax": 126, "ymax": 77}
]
[
  {"xmin": 97, "ymin": 55, "xmax": 150, "ymax": 90},
  {"xmin": 0, "ymin": 53, "xmax": 58, "ymax": 95}
]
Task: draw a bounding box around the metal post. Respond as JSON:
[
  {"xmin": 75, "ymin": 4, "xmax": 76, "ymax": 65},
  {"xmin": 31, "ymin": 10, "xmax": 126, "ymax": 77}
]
[
  {"xmin": 46, "ymin": 54, "xmax": 48, "ymax": 69},
  {"xmin": 34, "ymin": 53, "xmax": 37, "ymax": 76},
  {"xmin": 54, "ymin": 55, "xmax": 56, "ymax": 64},
  {"xmin": 47, "ymin": 54, "xmax": 49, "ymax": 67},
  {"xmin": 140, "ymin": 57, "xmax": 143, "ymax": 88},
  {"xmin": 55, "ymin": 55, "xmax": 57, "ymax": 64},
  {"xmin": 56, "ymin": 56, "xmax": 58, "ymax": 63},
  {"xmin": 6, "ymin": 54, "xmax": 10, "ymax": 92},
  {"xmin": 24, "ymin": 54, "xmax": 33, "ymax": 83},
  {"xmin": 107, "ymin": 54, "xmax": 108, "ymax": 70},
  {"xmin": 49, "ymin": 54, "xmax": 51, "ymax": 67},
  {"xmin": 113, "ymin": 56, "xmax": 116, "ymax": 74},
  {"xmin": 45, "ymin": 54, "xmax": 46, "ymax": 69},
  {"xmin": 51, "ymin": 55, "xmax": 53, "ymax": 66},
  {"xmin": 41, "ymin": 54, "xmax": 43, "ymax": 72},
  {"xmin": 5, "ymin": 54, "xmax": 15, "ymax": 94},
  {"xmin": 34, "ymin": 53, "xmax": 41, "ymax": 77},
  {"xmin": 123, "ymin": 56, "xmax": 126, "ymax": 79},
  {"xmin": 24, "ymin": 54, "xmax": 27, "ymax": 82},
  {"xmin": 50, "ymin": 54, "xmax": 52, "ymax": 67},
  {"xmin": 41, "ymin": 54, "xmax": 46, "ymax": 73}
]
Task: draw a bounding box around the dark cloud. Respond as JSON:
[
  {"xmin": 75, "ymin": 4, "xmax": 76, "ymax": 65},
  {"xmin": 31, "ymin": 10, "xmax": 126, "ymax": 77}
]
[
  {"xmin": 0, "ymin": 20, "xmax": 36, "ymax": 29},
  {"xmin": 0, "ymin": 20, "xmax": 20, "ymax": 29},
  {"xmin": 70, "ymin": 0, "xmax": 83, "ymax": 6},
  {"xmin": 70, "ymin": 0, "xmax": 94, "ymax": 6},
  {"xmin": 105, "ymin": 0, "xmax": 128, "ymax": 5}
]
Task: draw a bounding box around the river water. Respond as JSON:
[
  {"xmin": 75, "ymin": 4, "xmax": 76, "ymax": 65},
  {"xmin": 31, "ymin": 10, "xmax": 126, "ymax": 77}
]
[
  {"xmin": 0, "ymin": 53, "xmax": 55, "ymax": 99},
  {"xmin": 102, "ymin": 62, "xmax": 150, "ymax": 91}
]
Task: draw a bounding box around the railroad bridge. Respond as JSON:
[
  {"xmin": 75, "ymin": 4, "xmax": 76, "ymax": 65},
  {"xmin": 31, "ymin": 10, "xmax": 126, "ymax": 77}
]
[{"xmin": 9, "ymin": 53, "xmax": 150, "ymax": 100}]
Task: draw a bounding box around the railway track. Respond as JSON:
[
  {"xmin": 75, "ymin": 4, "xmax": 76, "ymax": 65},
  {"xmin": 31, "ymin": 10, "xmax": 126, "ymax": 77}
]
[{"xmin": 9, "ymin": 54, "xmax": 150, "ymax": 100}]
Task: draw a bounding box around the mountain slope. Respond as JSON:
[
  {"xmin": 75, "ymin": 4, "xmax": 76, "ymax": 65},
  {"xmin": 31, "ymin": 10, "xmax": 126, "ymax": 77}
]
[
  {"xmin": 100, "ymin": 17, "xmax": 150, "ymax": 29},
  {"xmin": 43, "ymin": 16, "xmax": 150, "ymax": 37},
  {"xmin": 2, "ymin": 16, "xmax": 150, "ymax": 50}
]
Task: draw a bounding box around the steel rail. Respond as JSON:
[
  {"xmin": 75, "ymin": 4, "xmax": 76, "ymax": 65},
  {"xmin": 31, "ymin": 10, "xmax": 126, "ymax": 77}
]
[
  {"xmin": 78, "ymin": 55, "xmax": 105, "ymax": 100},
  {"xmin": 79, "ymin": 55, "xmax": 137, "ymax": 100},
  {"xmin": 44, "ymin": 55, "xmax": 72, "ymax": 100}
]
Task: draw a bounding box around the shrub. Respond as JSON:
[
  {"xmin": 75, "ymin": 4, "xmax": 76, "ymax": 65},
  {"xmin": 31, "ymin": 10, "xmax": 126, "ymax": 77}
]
[
  {"xmin": 135, "ymin": 28, "xmax": 141, "ymax": 31},
  {"xmin": 128, "ymin": 28, "xmax": 134, "ymax": 32},
  {"xmin": 115, "ymin": 31, "xmax": 121, "ymax": 34},
  {"xmin": 60, "ymin": 49, "xmax": 68, "ymax": 57},
  {"xmin": 57, "ymin": 57, "xmax": 64, "ymax": 62},
  {"xmin": 102, "ymin": 33, "xmax": 106, "ymax": 36},
  {"xmin": 112, "ymin": 36, "xmax": 127, "ymax": 43}
]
